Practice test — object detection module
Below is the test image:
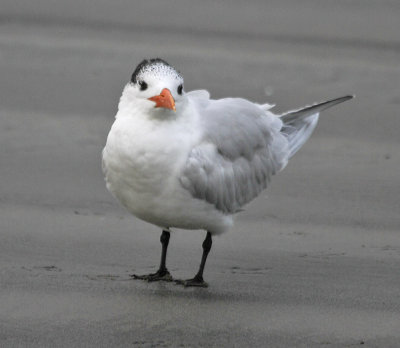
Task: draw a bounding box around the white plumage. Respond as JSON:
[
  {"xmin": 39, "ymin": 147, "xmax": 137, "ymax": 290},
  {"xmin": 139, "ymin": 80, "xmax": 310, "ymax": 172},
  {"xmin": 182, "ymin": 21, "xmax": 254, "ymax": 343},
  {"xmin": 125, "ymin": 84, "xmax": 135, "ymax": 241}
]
[{"xmin": 102, "ymin": 58, "xmax": 353, "ymax": 287}]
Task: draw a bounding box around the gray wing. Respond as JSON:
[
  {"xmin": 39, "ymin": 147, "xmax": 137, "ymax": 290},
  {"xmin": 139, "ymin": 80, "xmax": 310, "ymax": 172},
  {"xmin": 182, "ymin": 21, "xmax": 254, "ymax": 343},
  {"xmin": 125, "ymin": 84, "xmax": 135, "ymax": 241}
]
[{"xmin": 179, "ymin": 97, "xmax": 289, "ymax": 214}]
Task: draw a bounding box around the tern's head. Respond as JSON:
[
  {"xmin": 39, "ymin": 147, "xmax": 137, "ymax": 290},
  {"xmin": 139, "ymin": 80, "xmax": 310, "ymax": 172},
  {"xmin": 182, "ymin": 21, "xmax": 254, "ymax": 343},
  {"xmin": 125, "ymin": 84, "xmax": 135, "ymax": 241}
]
[{"xmin": 120, "ymin": 58, "xmax": 185, "ymax": 115}]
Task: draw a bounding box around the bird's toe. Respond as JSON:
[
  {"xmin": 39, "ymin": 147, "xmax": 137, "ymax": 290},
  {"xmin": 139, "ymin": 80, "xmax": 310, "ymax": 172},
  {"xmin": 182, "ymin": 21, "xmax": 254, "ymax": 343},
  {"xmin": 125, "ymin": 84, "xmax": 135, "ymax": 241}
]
[
  {"xmin": 175, "ymin": 275, "xmax": 208, "ymax": 288},
  {"xmin": 131, "ymin": 269, "xmax": 173, "ymax": 282}
]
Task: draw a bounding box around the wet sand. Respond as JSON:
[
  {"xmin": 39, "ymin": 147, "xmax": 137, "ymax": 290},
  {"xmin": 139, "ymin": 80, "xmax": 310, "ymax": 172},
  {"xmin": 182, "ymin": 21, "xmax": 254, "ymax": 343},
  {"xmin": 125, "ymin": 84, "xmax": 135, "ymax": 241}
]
[{"xmin": 1, "ymin": 1, "xmax": 400, "ymax": 347}]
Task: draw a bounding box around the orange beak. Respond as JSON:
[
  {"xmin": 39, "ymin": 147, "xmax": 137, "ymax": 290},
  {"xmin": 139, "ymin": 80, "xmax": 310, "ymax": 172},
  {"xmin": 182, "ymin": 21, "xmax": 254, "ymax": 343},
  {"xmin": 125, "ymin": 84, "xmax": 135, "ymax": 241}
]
[{"xmin": 148, "ymin": 88, "xmax": 176, "ymax": 111}]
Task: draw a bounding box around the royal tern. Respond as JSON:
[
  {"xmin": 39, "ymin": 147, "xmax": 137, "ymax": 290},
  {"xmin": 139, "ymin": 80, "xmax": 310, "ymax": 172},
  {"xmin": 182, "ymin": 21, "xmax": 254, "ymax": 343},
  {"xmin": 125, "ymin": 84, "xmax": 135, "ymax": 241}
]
[{"xmin": 102, "ymin": 58, "xmax": 353, "ymax": 287}]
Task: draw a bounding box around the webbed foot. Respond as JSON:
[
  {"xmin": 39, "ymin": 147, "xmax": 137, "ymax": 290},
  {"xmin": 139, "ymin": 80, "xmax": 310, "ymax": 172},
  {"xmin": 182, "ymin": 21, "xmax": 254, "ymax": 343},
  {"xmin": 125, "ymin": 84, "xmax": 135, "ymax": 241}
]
[
  {"xmin": 131, "ymin": 269, "xmax": 173, "ymax": 282},
  {"xmin": 175, "ymin": 275, "xmax": 208, "ymax": 288}
]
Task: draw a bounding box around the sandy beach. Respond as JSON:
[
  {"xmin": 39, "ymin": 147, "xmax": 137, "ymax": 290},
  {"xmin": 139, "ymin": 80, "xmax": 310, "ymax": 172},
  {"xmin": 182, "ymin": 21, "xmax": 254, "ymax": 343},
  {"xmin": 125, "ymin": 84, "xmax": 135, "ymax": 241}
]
[{"xmin": 1, "ymin": 1, "xmax": 400, "ymax": 346}]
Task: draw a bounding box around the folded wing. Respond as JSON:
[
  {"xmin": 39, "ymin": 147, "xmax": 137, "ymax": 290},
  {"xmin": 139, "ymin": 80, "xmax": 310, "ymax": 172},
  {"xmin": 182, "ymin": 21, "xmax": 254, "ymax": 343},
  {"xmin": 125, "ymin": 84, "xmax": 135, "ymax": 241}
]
[{"xmin": 179, "ymin": 97, "xmax": 289, "ymax": 214}]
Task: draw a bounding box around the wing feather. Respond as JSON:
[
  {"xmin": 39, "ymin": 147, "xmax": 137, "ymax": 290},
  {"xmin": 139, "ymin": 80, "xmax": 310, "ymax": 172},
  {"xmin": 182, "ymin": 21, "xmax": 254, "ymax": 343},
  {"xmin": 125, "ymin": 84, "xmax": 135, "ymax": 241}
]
[{"xmin": 180, "ymin": 96, "xmax": 289, "ymax": 214}]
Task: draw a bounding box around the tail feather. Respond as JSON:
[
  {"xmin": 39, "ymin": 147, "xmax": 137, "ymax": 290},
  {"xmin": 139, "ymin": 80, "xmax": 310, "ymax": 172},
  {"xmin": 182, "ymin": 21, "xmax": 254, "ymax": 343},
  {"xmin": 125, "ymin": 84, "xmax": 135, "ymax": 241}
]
[{"xmin": 280, "ymin": 95, "xmax": 353, "ymax": 158}]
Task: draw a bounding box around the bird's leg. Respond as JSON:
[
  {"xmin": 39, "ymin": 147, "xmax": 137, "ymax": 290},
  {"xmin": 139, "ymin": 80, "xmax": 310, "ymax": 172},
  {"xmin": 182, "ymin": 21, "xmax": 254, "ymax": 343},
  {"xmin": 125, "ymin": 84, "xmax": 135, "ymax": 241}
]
[
  {"xmin": 176, "ymin": 231, "xmax": 212, "ymax": 288},
  {"xmin": 132, "ymin": 230, "xmax": 173, "ymax": 282}
]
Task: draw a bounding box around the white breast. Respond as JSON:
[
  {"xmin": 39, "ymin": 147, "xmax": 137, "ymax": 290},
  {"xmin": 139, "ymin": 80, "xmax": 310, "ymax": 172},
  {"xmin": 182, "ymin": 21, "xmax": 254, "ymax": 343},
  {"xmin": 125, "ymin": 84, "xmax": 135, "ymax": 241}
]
[
  {"xmin": 103, "ymin": 101, "xmax": 234, "ymax": 234},
  {"xmin": 104, "ymin": 111, "xmax": 187, "ymax": 205}
]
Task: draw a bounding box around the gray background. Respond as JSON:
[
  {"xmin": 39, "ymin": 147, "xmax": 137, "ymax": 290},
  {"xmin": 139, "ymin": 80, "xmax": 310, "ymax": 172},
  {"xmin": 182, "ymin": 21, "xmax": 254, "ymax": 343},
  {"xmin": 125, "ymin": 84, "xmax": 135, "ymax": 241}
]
[{"xmin": 1, "ymin": 1, "xmax": 399, "ymax": 347}]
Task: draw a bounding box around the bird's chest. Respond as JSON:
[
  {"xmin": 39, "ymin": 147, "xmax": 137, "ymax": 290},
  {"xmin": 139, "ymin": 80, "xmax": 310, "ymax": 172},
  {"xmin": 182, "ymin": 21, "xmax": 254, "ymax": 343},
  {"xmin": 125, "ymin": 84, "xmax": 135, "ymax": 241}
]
[{"xmin": 102, "ymin": 116, "xmax": 194, "ymax": 206}]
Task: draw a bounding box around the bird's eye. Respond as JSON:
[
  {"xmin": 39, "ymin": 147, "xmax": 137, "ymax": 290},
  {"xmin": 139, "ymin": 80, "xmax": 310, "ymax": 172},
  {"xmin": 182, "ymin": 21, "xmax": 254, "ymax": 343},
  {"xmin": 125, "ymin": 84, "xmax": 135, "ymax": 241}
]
[
  {"xmin": 139, "ymin": 81, "xmax": 148, "ymax": 91},
  {"xmin": 177, "ymin": 84, "xmax": 183, "ymax": 95}
]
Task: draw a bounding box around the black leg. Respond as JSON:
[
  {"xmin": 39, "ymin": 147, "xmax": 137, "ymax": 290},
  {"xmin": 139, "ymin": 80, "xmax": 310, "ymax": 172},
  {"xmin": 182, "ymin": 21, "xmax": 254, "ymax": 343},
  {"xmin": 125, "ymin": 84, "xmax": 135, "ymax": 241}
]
[
  {"xmin": 176, "ymin": 231, "xmax": 212, "ymax": 288},
  {"xmin": 158, "ymin": 229, "xmax": 170, "ymax": 273},
  {"xmin": 132, "ymin": 230, "xmax": 173, "ymax": 282}
]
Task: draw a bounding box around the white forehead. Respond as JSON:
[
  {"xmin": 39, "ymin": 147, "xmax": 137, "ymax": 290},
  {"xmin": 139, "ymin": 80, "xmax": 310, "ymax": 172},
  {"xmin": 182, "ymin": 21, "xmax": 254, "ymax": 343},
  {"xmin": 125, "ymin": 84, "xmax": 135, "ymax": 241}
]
[{"xmin": 136, "ymin": 63, "xmax": 183, "ymax": 83}]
